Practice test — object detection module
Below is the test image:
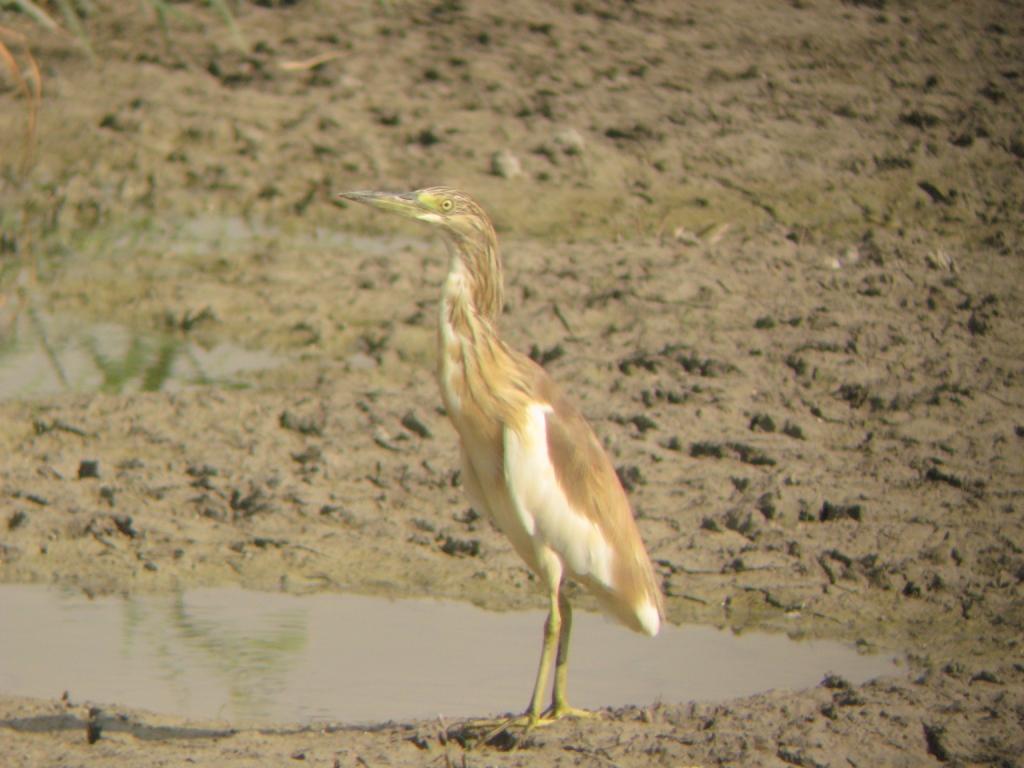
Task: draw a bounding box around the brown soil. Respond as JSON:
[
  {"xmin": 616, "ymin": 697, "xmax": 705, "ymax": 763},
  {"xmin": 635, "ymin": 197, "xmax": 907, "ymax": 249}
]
[{"xmin": 1, "ymin": 1, "xmax": 1022, "ymax": 765}]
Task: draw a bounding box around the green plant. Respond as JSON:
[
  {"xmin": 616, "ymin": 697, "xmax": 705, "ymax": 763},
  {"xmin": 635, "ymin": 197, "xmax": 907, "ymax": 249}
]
[{"xmin": 7, "ymin": 1, "xmax": 248, "ymax": 54}]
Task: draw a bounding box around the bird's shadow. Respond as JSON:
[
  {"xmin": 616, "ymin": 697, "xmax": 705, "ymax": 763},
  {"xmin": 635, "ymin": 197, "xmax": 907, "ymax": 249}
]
[
  {"xmin": 1, "ymin": 705, "xmax": 430, "ymax": 746},
  {"xmin": 0, "ymin": 709, "xmax": 236, "ymax": 742}
]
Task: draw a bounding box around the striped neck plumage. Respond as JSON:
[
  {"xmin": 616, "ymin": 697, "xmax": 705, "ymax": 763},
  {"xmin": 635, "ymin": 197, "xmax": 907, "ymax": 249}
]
[{"xmin": 444, "ymin": 229, "xmax": 504, "ymax": 325}]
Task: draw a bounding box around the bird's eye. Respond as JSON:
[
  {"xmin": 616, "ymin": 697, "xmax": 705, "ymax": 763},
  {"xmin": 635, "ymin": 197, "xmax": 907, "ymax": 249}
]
[{"xmin": 440, "ymin": 199, "xmax": 454, "ymax": 212}]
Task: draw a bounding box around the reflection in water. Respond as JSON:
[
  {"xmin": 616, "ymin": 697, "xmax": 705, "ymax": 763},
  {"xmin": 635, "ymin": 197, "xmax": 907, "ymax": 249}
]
[
  {"xmin": 0, "ymin": 585, "xmax": 901, "ymax": 725},
  {"xmin": 0, "ymin": 309, "xmax": 280, "ymax": 400},
  {"xmin": 119, "ymin": 591, "xmax": 307, "ymax": 721},
  {"xmin": 1, "ymin": 587, "xmax": 307, "ymax": 722}
]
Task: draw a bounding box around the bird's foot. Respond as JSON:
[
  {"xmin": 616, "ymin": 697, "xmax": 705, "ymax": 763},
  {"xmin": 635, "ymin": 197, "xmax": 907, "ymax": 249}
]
[
  {"xmin": 452, "ymin": 713, "xmax": 536, "ymax": 749},
  {"xmin": 456, "ymin": 705, "xmax": 599, "ymax": 749},
  {"xmin": 543, "ymin": 703, "xmax": 598, "ymax": 721}
]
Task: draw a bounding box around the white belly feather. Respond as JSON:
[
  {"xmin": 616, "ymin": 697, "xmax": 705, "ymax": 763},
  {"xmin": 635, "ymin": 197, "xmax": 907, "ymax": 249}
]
[{"xmin": 503, "ymin": 403, "xmax": 615, "ymax": 589}]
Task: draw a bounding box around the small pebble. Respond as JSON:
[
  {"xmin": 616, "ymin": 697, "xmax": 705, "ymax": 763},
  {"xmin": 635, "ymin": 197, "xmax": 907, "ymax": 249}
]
[
  {"xmin": 78, "ymin": 460, "xmax": 100, "ymax": 479},
  {"xmin": 490, "ymin": 149, "xmax": 523, "ymax": 179},
  {"xmin": 553, "ymin": 127, "xmax": 585, "ymax": 155}
]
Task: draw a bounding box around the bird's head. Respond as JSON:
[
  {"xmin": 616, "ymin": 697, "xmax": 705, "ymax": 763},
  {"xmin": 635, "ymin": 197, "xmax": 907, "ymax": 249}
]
[
  {"xmin": 337, "ymin": 186, "xmax": 494, "ymax": 246},
  {"xmin": 337, "ymin": 186, "xmax": 504, "ymax": 319}
]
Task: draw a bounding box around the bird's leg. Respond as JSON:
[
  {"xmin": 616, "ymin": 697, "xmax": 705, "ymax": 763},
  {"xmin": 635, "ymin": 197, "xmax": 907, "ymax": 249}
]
[
  {"xmin": 469, "ymin": 587, "xmax": 596, "ymax": 749},
  {"xmin": 549, "ymin": 591, "xmax": 574, "ymax": 715},
  {"xmin": 546, "ymin": 593, "xmax": 596, "ymax": 720},
  {"xmin": 475, "ymin": 585, "xmax": 563, "ymax": 745},
  {"xmin": 525, "ymin": 588, "xmax": 562, "ymax": 724}
]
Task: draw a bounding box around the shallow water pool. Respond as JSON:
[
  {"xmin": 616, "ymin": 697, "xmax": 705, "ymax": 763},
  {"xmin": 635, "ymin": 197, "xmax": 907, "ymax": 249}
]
[{"xmin": 0, "ymin": 585, "xmax": 900, "ymax": 725}]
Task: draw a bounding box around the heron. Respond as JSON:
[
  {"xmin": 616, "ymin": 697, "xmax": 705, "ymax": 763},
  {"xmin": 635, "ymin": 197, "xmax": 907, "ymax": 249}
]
[{"xmin": 337, "ymin": 187, "xmax": 664, "ymax": 732}]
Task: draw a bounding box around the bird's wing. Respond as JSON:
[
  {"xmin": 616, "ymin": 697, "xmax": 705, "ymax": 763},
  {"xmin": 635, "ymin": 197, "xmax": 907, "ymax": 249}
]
[
  {"xmin": 503, "ymin": 398, "xmax": 616, "ymax": 588},
  {"xmin": 502, "ymin": 364, "xmax": 662, "ymax": 635}
]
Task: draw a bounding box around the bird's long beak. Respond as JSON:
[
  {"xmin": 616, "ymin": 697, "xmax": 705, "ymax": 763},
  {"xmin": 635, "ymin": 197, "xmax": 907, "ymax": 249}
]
[{"xmin": 336, "ymin": 190, "xmax": 427, "ymax": 220}]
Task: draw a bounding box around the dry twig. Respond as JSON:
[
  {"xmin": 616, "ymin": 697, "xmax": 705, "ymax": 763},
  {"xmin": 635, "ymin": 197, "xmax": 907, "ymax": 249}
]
[{"xmin": 0, "ymin": 24, "xmax": 42, "ymax": 174}]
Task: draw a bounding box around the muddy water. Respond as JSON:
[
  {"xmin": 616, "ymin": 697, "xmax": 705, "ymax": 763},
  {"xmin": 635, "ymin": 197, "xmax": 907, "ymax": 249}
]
[{"xmin": 0, "ymin": 585, "xmax": 900, "ymax": 725}]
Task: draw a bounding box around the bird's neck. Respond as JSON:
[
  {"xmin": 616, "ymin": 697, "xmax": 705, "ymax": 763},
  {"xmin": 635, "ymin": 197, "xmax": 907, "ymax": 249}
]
[
  {"xmin": 448, "ymin": 233, "xmax": 503, "ymax": 322},
  {"xmin": 437, "ymin": 239, "xmax": 528, "ymax": 434},
  {"xmin": 438, "ymin": 240, "xmax": 501, "ymax": 376}
]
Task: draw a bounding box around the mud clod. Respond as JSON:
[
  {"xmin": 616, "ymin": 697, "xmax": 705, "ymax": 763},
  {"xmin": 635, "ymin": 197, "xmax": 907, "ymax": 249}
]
[
  {"xmin": 618, "ymin": 353, "xmax": 659, "ymax": 374},
  {"xmin": 230, "ymin": 487, "xmax": 275, "ymax": 518},
  {"xmin": 439, "ymin": 536, "xmax": 480, "ymax": 558},
  {"xmin": 689, "ymin": 441, "xmax": 776, "ymax": 466},
  {"xmin": 728, "ymin": 443, "xmax": 776, "ymax": 467},
  {"xmin": 616, "ymin": 465, "xmax": 645, "ymax": 492},
  {"xmin": 924, "ymin": 465, "xmax": 965, "ymax": 489},
  {"xmin": 279, "ymin": 410, "xmax": 325, "ymax": 437},
  {"xmin": 627, "ymin": 414, "xmax": 658, "ymax": 433},
  {"xmin": 821, "ymin": 674, "xmax": 851, "ymax": 690},
  {"xmin": 400, "ymin": 411, "xmax": 433, "ymax": 439},
  {"xmin": 756, "ymin": 493, "xmax": 777, "ymax": 520},
  {"xmin": 112, "ymin": 515, "xmax": 137, "ymax": 538},
  {"xmin": 529, "ymin": 343, "xmax": 565, "ymax": 366},
  {"xmin": 782, "ymin": 421, "xmax": 805, "ymax": 440},
  {"xmin": 86, "ymin": 707, "xmax": 103, "ymax": 745},
  {"xmin": 784, "ymin": 356, "xmax": 808, "ymax": 379},
  {"xmin": 691, "ymin": 441, "xmax": 726, "ymax": 459},
  {"xmin": 819, "ymin": 502, "xmax": 864, "ymax": 523},
  {"xmin": 78, "ymin": 461, "xmax": 100, "ymax": 479},
  {"xmin": 922, "ymin": 723, "xmax": 950, "ymax": 761}
]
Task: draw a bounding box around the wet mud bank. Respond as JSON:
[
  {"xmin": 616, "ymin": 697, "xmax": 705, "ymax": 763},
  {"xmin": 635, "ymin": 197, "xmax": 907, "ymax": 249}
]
[{"xmin": 1, "ymin": 0, "xmax": 1022, "ymax": 765}]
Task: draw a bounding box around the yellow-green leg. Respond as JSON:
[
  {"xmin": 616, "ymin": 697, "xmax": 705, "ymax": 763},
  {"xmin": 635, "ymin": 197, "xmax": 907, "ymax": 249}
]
[
  {"xmin": 526, "ymin": 587, "xmax": 563, "ymax": 723},
  {"xmin": 477, "ymin": 585, "xmax": 562, "ymax": 743},
  {"xmin": 546, "ymin": 592, "xmax": 594, "ymax": 720},
  {"xmin": 477, "ymin": 587, "xmax": 596, "ymax": 745}
]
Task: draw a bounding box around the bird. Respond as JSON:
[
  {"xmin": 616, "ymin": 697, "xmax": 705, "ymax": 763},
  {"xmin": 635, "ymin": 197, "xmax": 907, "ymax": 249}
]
[{"xmin": 337, "ymin": 187, "xmax": 664, "ymax": 732}]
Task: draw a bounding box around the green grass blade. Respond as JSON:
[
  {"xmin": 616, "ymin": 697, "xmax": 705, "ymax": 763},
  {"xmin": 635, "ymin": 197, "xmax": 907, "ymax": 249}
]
[
  {"xmin": 52, "ymin": 0, "xmax": 96, "ymax": 59},
  {"xmin": 10, "ymin": 1, "xmax": 60, "ymax": 31},
  {"xmin": 206, "ymin": 0, "xmax": 247, "ymax": 52}
]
